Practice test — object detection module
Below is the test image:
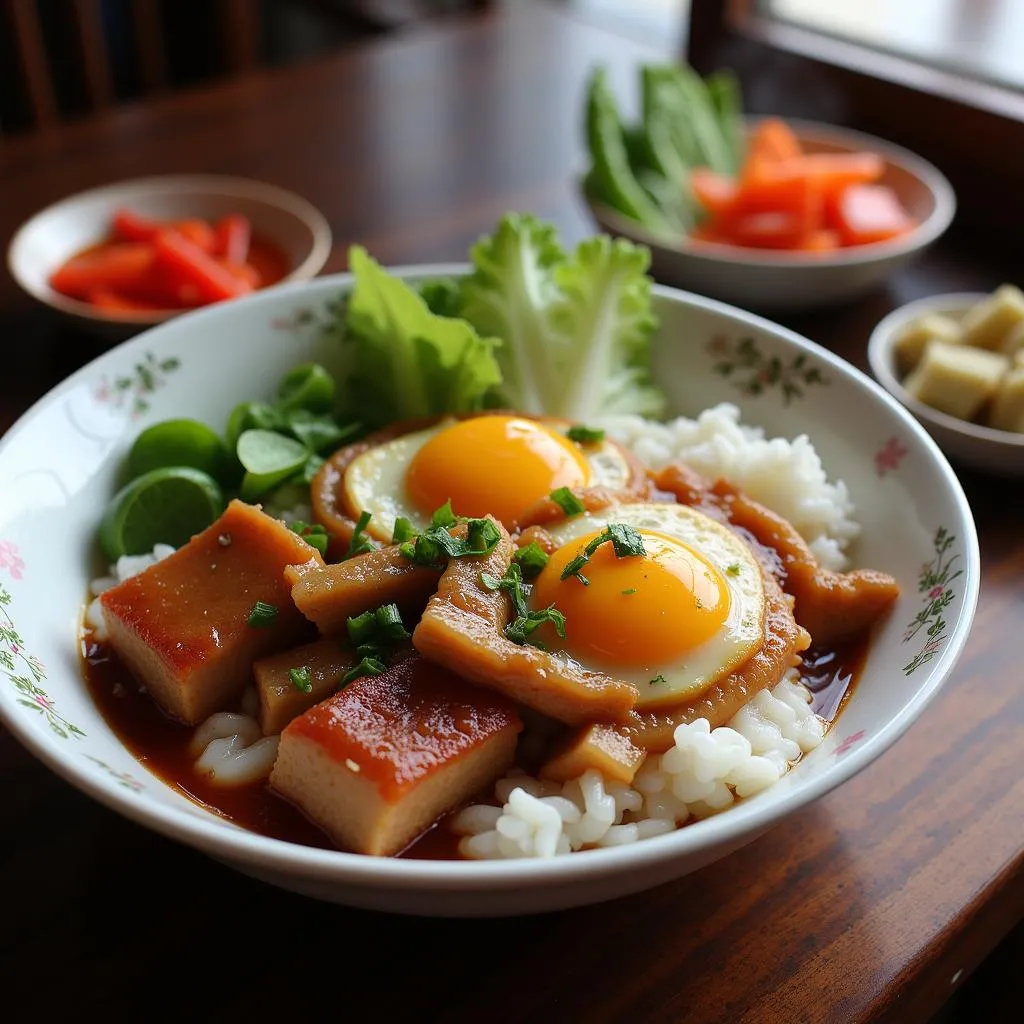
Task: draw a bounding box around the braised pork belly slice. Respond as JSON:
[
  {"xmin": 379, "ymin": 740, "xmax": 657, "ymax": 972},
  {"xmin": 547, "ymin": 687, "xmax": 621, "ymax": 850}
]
[
  {"xmin": 412, "ymin": 519, "xmax": 639, "ymax": 725},
  {"xmin": 654, "ymin": 464, "xmax": 900, "ymax": 646},
  {"xmin": 254, "ymin": 635, "xmax": 360, "ymax": 735},
  {"xmin": 100, "ymin": 499, "xmax": 322, "ymax": 725},
  {"xmin": 540, "ymin": 724, "xmax": 647, "ymax": 785},
  {"xmin": 269, "ymin": 655, "xmax": 521, "ymax": 856},
  {"xmin": 285, "ymin": 545, "xmax": 440, "ymax": 636},
  {"xmin": 623, "ymin": 569, "xmax": 809, "ymax": 753}
]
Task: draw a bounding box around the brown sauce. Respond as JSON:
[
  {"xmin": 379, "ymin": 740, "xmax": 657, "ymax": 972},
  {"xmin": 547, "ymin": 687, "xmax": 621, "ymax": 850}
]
[{"xmin": 79, "ymin": 629, "xmax": 870, "ymax": 860}]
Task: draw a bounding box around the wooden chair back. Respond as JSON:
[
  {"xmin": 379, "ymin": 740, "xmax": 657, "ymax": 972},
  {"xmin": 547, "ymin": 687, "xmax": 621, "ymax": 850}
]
[{"xmin": 5, "ymin": 0, "xmax": 260, "ymax": 131}]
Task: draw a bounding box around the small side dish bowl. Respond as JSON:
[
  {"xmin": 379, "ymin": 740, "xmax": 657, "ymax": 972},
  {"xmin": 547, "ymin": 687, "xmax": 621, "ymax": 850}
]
[
  {"xmin": 6, "ymin": 174, "xmax": 333, "ymax": 341},
  {"xmin": 583, "ymin": 118, "xmax": 956, "ymax": 312},
  {"xmin": 868, "ymin": 292, "xmax": 1024, "ymax": 476},
  {"xmin": 0, "ymin": 269, "xmax": 979, "ymax": 917}
]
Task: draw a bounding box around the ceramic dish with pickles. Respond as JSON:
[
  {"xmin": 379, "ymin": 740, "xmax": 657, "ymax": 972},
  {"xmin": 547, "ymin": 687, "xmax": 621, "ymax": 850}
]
[
  {"xmin": 868, "ymin": 284, "xmax": 1024, "ymax": 475},
  {"xmin": 0, "ymin": 213, "xmax": 978, "ymax": 916}
]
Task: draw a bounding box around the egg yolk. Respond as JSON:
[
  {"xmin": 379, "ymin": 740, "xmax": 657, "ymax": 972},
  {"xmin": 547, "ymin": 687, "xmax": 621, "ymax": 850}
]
[
  {"xmin": 405, "ymin": 416, "xmax": 591, "ymax": 527},
  {"xmin": 530, "ymin": 529, "xmax": 730, "ymax": 668}
]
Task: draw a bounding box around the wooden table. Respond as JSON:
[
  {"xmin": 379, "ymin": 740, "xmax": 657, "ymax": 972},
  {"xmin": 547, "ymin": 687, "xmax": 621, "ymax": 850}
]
[{"xmin": 1, "ymin": 3, "xmax": 1021, "ymax": 1020}]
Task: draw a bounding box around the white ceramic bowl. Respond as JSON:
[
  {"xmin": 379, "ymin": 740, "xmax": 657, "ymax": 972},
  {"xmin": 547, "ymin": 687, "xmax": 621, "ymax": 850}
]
[
  {"xmin": 868, "ymin": 292, "xmax": 1024, "ymax": 476},
  {"xmin": 583, "ymin": 118, "xmax": 956, "ymax": 312},
  {"xmin": 0, "ymin": 269, "xmax": 979, "ymax": 916},
  {"xmin": 6, "ymin": 174, "xmax": 333, "ymax": 341}
]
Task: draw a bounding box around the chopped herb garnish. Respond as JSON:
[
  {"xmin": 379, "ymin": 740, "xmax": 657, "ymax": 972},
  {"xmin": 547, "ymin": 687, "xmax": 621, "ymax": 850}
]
[
  {"xmin": 345, "ymin": 510, "xmax": 374, "ymax": 558},
  {"xmin": 649, "ymin": 674, "xmax": 667, "ymax": 686},
  {"xmin": 549, "ymin": 486, "xmax": 585, "ymax": 516},
  {"xmin": 341, "ymin": 656, "xmax": 387, "ymax": 687},
  {"xmin": 431, "ymin": 499, "xmax": 458, "ymax": 529},
  {"xmin": 247, "ymin": 600, "xmax": 278, "ymax": 628},
  {"xmin": 392, "ymin": 517, "xmax": 418, "ymax": 544},
  {"xmin": 346, "ymin": 603, "xmax": 411, "ymax": 647},
  {"xmin": 480, "ymin": 562, "xmax": 528, "ymax": 618},
  {"xmin": 289, "ymin": 666, "xmax": 313, "ymax": 693},
  {"xmin": 506, "ymin": 605, "xmax": 567, "ymax": 646},
  {"xmin": 399, "ymin": 507, "xmax": 502, "ymax": 567},
  {"xmin": 560, "ymin": 523, "xmax": 647, "ymax": 585},
  {"xmin": 566, "ymin": 425, "xmax": 605, "ymax": 444},
  {"xmin": 513, "ymin": 541, "xmax": 549, "ymax": 580},
  {"xmin": 290, "ymin": 520, "xmax": 329, "ymax": 557},
  {"xmin": 726, "ymin": 562, "xmax": 741, "ymax": 576},
  {"xmin": 622, "ymin": 588, "xmax": 637, "ymax": 595}
]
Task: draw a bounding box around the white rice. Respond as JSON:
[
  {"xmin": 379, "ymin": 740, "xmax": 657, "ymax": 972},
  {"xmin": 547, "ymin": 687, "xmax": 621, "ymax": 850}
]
[
  {"xmin": 84, "ymin": 542, "xmax": 176, "ymax": 642},
  {"xmin": 453, "ymin": 671, "xmax": 824, "ymax": 860},
  {"xmin": 597, "ymin": 402, "xmax": 858, "ymax": 571},
  {"xmin": 190, "ymin": 707, "xmax": 279, "ymax": 785}
]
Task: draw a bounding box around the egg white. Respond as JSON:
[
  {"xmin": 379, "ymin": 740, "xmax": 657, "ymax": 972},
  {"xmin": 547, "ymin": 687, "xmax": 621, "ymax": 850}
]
[
  {"xmin": 343, "ymin": 416, "xmax": 634, "ymax": 542},
  {"xmin": 534, "ymin": 503, "xmax": 766, "ymax": 709}
]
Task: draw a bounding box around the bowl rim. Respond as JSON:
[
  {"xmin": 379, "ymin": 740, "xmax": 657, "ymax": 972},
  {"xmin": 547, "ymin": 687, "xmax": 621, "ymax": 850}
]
[
  {"xmin": 5, "ymin": 173, "xmax": 334, "ymax": 326},
  {"xmin": 582, "ymin": 115, "xmax": 957, "ymax": 269},
  {"xmin": 0, "ymin": 266, "xmax": 981, "ymax": 890},
  {"xmin": 867, "ymin": 290, "xmax": 1024, "ymax": 449}
]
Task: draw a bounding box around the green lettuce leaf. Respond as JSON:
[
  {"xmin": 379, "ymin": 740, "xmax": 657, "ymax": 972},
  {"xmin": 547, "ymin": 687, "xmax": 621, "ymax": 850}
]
[
  {"xmin": 458, "ymin": 213, "xmax": 566, "ymax": 415},
  {"xmin": 548, "ymin": 234, "xmax": 664, "ymax": 420},
  {"xmin": 341, "ymin": 246, "xmax": 502, "ymax": 427},
  {"xmin": 459, "ymin": 214, "xmax": 665, "ymax": 420}
]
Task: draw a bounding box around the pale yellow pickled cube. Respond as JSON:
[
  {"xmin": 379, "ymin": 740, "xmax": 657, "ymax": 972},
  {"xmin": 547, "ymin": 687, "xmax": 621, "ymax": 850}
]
[
  {"xmin": 903, "ymin": 340, "xmax": 1009, "ymax": 421},
  {"xmin": 893, "ymin": 313, "xmax": 962, "ymax": 375},
  {"xmin": 999, "ymin": 319, "xmax": 1024, "ymax": 359},
  {"xmin": 960, "ymin": 284, "xmax": 1024, "ymax": 351},
  {"xmin": 988, "ymin": 367, "xmax": 1024, "ymax": 433}
]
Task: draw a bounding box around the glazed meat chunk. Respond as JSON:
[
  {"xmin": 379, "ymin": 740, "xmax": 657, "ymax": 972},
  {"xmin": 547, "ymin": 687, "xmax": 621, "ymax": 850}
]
[{"xmin": 100, "ymin": 500, "xmax": 322, "ymax": 725}]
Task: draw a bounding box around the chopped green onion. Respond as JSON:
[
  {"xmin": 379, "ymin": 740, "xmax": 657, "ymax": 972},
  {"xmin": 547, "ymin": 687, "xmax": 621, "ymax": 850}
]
[
  {"xmin": 480, "ymin": 563, "xmax": 528, "ymax": 618},
  {"xmin": 726, "ymin": 562, "xmax": 741, "ymax": 576},
  {"xmin": 560, "ymin": 523, "xmax": 647, "ymax": 585},
  {"xmin": 374, "ymin": 602, "xmax": 411, "ymax": 642},
  {"xmin": 290, "ymin": 520, "xmax": 329, "ymax": 557},
  {"xmin": 566, "ymin": 425, "xmax": 605, "ymax": 444},
  {"xmin": 247, "ymin": 600, "xmax": 278, "ymax": 628},
  {"xmin": 392, "ymin": 517, "xmax": 418, "ymax": 544},
  {"xmin": 607, "ymin": 522, "xmax": 645, "ymax": 557},
  {"xmin": 513, "ymin": 542, "xmax": 549, "ymax": 580},
  {"xmin": 622, "ymin": 588, "xmax": 637, "ymax": 595},
  {"xmin": 345, "ymin": 510, "xmax": 374, "ymax": 558},
  {"xmin": 506, "ymin": 605, "xmax": 567, "ymax": 646},
  {"xmin": 550, "ymin": 486, "xmax": 585, "ymax": 516},
  {"xmin": 289, "ymin": 666, "xmax": 313, "ymax": 693},
  {"xmin": 430, "ymin": 500, "xmax": 458, "ymax": 529},
  {"xmin": 400, "ymin": 517, "xmax": 501, "ymax": 566},
  {"xmin": 649, "ymin": 674, "xmax": 667, "ymax": 686},
  {"xmin": 341, "ymin": 656, "xmax": 387, "ymax": 687},
  {"xmin": 346, "ymin": 609, "xmax": 377, "ymax": 646}
]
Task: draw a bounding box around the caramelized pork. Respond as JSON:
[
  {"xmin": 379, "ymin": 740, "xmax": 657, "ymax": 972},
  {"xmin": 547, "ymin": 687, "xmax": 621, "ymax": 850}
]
[
  {"xmin": 412, "ymin": 519, "xmax": 639, "ymax": 724},
  {"xmin": 654, "ymin": 464, "xmax": 900, "ymax": 646},
  {"xmin": 286, "ymin": 545, "xmax": 440, "ymax": 636},
  {"xmin": 100, "ymin": 500, "xmax": 322, "ymax": 725},
  {"xmin": 269, "ymin": 655, "xmax": 521, "ymax": 856},
  {"xmin": 253, "ymin": 635, "xmax": 358, "ymax": 735},
  {"xmin": 540, "ymin": 724, "xmax": 647, "ymax": 785}
]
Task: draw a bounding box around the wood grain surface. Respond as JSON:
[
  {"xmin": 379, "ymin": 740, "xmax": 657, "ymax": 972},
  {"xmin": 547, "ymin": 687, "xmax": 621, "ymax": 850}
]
[{"xmin": 1, "ymin": 4, "xmax": 1021, "ymax": 1021}]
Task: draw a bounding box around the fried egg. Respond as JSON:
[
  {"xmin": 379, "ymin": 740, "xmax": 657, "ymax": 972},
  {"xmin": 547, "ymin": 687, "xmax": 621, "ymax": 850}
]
[
  {"xmin": 343, "ymin": 415, "xmax": 634, "ymax": 542},
  {"xmin": 528, "ymin": 503, "xmax": 766, "ymax": 709}
]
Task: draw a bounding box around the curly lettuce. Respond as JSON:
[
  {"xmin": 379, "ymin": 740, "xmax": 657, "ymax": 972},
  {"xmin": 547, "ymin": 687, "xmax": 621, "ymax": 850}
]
[
  {"xmin": 340, "ymin": 246, "xmax": 502, "ymax": 428},
  {"xmin": 459, "ymin": 214, "xmax": 665, "ymax": 420}
]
